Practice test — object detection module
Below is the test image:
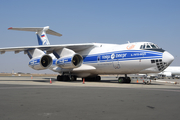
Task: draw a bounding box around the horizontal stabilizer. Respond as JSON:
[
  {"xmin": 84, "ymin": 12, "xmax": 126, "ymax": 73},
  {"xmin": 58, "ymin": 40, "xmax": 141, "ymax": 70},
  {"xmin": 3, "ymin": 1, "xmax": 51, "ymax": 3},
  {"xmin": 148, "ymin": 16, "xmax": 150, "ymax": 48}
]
[{"xmin": 8, "ymin": 26, "xmax": 62, "ymax": 37}]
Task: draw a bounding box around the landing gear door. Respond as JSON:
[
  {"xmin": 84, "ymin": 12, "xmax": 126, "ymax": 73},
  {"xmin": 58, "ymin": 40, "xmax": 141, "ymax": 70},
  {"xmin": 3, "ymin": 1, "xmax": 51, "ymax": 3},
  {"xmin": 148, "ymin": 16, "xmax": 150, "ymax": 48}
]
[
  {"xmin": 112, "ymin": 59, "xmax": 120, "ymax": 69},
  {"xmin": 111, "ymin": 53, "xmax": 120, "ymax": 69}
]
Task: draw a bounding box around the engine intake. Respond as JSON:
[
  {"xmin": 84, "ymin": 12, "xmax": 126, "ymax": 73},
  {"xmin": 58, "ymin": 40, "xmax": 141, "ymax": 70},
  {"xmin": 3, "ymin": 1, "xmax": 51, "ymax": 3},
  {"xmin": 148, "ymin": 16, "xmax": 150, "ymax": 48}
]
[
  {"xmin": 56, "ymin": 54, "xmax": 83, "ymax": 69},
  {"xmin": 29, "ymin": 55, "xmax": 52, "ymax": 70}
]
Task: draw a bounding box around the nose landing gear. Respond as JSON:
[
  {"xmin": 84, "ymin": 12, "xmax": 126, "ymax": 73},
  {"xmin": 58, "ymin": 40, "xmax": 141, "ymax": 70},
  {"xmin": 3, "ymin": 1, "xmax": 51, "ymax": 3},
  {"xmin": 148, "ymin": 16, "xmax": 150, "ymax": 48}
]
[
  {"xmin": 118, "ymin": 74, "xmax": 131, "ymax": 83},
  {"xmin": 118, "ymin": 77, "xmax": 131, "ymax": 83}
]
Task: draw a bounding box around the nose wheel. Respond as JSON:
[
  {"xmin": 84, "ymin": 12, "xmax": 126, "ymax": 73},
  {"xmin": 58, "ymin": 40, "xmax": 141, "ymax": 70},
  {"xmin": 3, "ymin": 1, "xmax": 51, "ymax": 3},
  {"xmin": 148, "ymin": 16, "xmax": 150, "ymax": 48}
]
[{"xmin": 118, "ymin": 77, "xmax": 131, "ymax": 83}]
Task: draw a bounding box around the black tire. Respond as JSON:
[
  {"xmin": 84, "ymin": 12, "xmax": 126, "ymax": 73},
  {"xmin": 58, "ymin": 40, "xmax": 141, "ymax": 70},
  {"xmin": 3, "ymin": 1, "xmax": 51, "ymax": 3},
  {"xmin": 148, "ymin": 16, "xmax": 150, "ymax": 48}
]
[
  {"xmin": 126, "ymin": 77, "xmax": 131, "ymax": 83},
  {"xmin": 118, "ymin": 77, "xmax": 124, "ymax": 83},
  {"xmin": 57, "ymin": 75, "xmax": 62, "ymax": 81},
  {"xmin": 96, "ymin": 76, "xmax": 101, "ymax": 81},
  {"xmin": 62, "ymin": 76, "xmax": 70, "ymax": 81},
  {"xmin": 70, "ymin": 76, "xmax": 77, "ymax": 81}
]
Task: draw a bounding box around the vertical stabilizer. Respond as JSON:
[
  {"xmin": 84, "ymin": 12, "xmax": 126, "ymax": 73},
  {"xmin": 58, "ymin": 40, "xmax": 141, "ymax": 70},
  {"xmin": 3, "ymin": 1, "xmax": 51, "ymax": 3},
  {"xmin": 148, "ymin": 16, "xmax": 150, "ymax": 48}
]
[{"xmin": 36, "ymin": 26, "xmax": 50, "ymax": 45}]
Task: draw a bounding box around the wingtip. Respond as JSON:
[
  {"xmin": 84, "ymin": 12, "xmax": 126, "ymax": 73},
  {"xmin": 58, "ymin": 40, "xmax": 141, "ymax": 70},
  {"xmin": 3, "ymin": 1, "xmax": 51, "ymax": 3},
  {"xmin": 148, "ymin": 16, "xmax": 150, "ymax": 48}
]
[{"xmin": 8, "ymin": 27, "xmax": 13, "ymax": 30}]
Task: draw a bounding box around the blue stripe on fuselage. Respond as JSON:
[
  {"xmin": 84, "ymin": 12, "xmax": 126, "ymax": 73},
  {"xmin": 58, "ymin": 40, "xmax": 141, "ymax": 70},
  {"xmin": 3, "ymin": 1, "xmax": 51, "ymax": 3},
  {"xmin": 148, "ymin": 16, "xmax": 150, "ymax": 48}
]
[
  {"xmin": 83, "ymin": 50, "xmax": 162, "ymax": 64},
  {"xmin": 51, "ymin": 50, "xmax": 163, "ymax": 65}
]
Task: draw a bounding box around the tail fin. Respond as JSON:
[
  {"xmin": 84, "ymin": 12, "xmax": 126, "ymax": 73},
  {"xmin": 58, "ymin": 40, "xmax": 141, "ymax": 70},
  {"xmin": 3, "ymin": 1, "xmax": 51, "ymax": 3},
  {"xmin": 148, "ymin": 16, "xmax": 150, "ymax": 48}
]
[
  {"xmin": 8, "ymin": 26, "xmax": 62, "ymax": 45},
  {"xmin": 36, "ymin": 26, "xmax": 50, "ymax": 45}
]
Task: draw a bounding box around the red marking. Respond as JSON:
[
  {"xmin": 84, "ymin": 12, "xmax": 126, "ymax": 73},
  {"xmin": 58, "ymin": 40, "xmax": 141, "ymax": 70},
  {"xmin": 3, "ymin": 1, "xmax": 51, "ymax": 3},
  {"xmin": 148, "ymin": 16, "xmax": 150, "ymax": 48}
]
[{"xmin": 8, "ymin": 27, "xmax": 13, "ymax": 30}]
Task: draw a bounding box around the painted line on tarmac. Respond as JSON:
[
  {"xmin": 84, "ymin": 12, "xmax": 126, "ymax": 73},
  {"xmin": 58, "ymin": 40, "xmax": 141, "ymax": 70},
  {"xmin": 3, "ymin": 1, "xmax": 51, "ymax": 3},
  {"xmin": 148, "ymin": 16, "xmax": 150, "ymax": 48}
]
[{"xmin": 153, "ymin": 80, "xmax": 179, "ymax": 84}]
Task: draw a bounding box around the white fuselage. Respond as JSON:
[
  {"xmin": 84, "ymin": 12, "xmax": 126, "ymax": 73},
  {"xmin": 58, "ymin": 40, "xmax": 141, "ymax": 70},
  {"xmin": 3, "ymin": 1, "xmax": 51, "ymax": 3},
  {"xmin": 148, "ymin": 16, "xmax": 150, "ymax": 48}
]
[{"xmin": 49, "ymin": 42, "xmax": 174, "ymax": 77}]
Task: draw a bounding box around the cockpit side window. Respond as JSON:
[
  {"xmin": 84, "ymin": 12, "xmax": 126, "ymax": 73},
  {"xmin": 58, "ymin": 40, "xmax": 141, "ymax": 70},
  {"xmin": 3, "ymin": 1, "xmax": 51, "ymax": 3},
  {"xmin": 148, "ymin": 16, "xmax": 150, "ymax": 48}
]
[
  {"xmin": 151, "ymin": 44, "xmax": 157, "ymax": 48},
  {"xmin": 140, "ymin": 45, "xmax": 143, "ymax": 49},
  {"xmin": 146, "ymin": 44, "xmax": 151, "ymax": 49},
  {"xmin": 143, "ymin": 45, "xmax": 146, "ymax": 49},
  {"xmin": 150, "ymin": 43, "xmax": 159, "ymax": 49}
]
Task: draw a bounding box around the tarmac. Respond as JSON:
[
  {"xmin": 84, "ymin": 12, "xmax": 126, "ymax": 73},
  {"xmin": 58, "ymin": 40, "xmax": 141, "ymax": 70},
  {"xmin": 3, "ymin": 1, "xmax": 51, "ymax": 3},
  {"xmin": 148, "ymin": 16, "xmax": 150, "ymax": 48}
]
[{"xmin": 0, "ymin": 76, "xmax": 180, "ymax": 120}]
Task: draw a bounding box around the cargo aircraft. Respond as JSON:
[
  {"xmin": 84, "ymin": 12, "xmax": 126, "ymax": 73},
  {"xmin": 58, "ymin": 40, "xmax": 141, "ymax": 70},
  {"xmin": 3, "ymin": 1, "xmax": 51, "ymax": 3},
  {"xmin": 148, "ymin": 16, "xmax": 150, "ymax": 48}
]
[{"xmin": 0, "ymin": 26, "xmax": 174, "ymax": 83}]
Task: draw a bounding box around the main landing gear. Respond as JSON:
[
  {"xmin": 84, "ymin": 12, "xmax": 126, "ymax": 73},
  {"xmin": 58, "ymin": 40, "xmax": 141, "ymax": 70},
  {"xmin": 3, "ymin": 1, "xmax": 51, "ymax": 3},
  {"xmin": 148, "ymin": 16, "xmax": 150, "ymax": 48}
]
[
  {"xmin": 57, "ymin": 75, "xmax": 77, "ymax": 81},
  {"xmin": 57, "ymin": 75, "xmax": 101, "ymax": 81},
  {"xmin": 118, "ymin": 74, "xmax": 131, "ymax": 83},
  {"xmin": 82, "ymin": 76, "xmax": 101, "ymax": 81}
]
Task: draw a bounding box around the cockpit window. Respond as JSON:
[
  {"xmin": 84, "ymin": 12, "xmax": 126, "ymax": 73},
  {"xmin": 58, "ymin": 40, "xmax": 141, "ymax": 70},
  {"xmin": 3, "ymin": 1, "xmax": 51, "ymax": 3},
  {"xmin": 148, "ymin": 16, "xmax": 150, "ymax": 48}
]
[
  {"xmin": 143, "ymin": 45, "xmax": 146, "ymax": 49},
  {"xmin": 140, "ymin": 43, "xmax": 164, "ymax": 52},
  {"xmin": 151, "ymin": 44, "xmax": 157, "ymax": 49},
  {"xmin": 146, "ymin": 45, "xmax": 151, "ymax": 48},
  {"xmin": 140, "ymin": 43, "xmax": 160, "ymax": 49}
]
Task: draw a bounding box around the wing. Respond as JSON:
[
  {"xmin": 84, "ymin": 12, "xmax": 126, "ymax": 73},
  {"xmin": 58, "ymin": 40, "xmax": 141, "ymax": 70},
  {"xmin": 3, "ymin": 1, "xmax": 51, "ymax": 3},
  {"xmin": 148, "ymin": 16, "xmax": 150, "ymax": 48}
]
[{"xmin": 0, "ymin": 43, "xmax": 95, "ymax": 54}]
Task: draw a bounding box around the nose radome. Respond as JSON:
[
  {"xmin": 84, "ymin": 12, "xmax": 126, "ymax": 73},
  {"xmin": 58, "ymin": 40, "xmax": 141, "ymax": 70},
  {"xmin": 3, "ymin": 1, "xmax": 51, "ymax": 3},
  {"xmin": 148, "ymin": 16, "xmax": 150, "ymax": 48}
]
[{"xmin": 162, "ymin": 51, "xmax": 174, "ymax": 65}]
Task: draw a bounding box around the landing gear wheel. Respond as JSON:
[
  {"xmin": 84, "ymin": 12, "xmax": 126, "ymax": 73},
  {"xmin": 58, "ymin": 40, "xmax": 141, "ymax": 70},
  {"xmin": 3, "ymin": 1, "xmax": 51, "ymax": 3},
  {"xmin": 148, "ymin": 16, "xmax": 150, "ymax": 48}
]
[
  {"xmin": 126, "ymin": 77, "xmax": 131, "ymax": 83},
  {"xmin": 146, "ymin": 81, "xmax": 150, "ymax": 85},
  {"xmin": 70, "ymin": 76, "xmax": 77, "ymax": 81},
  {"xmin": 118, "ymin": 77, "xmax": 131, "ymax": 83},
  {"xmin": 118, "ymin": 77, "xmax": 124, "ymax": 83},
  {"xmin": 82, "ymin": 76, "xmax": 101, "ymax": 81},
  {"xmin": 62, "ymin": 76, "xmax": 70, "ymax": 81},
  {"xmin": 57, "ymin": 75, "xmax": 62, "ymax": 81},
  {"xmin": 57, "ymin": 75, "xmax": 70, "ymax": 81},
  {"xmin": 96, "ymin": 76, "xmax": 101, "ymax": 81}
]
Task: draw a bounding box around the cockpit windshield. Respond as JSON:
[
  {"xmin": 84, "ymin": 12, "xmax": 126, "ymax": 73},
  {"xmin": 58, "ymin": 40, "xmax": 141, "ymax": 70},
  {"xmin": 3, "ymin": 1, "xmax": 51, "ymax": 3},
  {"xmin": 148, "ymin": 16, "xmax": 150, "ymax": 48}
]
[{"xmin": 140, "ymin": 43, "xmax": 160, "ymax": 49}]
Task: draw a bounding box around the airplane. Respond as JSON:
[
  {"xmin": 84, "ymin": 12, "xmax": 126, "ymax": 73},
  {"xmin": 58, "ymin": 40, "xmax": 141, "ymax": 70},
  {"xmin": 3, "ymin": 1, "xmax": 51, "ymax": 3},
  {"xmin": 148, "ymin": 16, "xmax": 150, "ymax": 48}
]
[
  {"xmin": 159, "ymin": 66, "xmax": 180, "ymax": 79},
  {"xmin": 0, "ymin": 26, "xmax": 174, "ymax": 83}
]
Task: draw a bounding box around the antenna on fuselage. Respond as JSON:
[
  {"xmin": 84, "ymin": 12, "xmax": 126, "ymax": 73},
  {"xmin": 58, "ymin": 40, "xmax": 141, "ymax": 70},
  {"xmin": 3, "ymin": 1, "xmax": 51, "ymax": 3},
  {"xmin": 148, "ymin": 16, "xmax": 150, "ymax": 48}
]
[{"xmin": 127, "ymin": 41, "xmax": 130, "ymax": 44}]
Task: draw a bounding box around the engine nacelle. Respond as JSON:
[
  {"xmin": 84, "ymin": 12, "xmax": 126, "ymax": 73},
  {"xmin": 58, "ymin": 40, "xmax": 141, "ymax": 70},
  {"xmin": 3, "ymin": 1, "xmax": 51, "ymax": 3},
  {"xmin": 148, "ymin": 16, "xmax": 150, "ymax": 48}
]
[
  {"xmin": 28, "ymin": 55, "xmax": 52, "ymax": 70},
  {"xmin": 56, "ymin": 53, "xmax": 83, "ymax": 69}
]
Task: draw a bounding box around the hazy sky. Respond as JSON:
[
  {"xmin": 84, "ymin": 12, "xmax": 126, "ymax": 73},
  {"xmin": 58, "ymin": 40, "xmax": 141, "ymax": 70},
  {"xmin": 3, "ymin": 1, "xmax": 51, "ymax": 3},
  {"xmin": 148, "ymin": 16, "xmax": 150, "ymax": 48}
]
[{"xmin": 0, "ymin": 0, "xmax": 180, "ymax": 73}]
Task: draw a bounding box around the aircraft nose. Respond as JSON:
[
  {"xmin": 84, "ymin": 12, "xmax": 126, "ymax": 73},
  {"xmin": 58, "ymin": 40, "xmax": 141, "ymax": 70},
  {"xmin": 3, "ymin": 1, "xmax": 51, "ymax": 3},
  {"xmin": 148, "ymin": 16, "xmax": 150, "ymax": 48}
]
[{"xmin": 162, "ymin": 51, "xmax": 174, "ymax": 65}]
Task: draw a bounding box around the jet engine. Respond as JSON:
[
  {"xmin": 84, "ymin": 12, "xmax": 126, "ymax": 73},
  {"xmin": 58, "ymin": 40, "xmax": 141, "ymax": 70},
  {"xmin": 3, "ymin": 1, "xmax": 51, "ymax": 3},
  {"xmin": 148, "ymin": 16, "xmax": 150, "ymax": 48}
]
[
  {"xmin": 28, "ymin": 54, "xmax": 52, "ymax": 70},
  {"xmin": 56, "ymin": 53, "xmax": 83, "ymax": 69}
]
